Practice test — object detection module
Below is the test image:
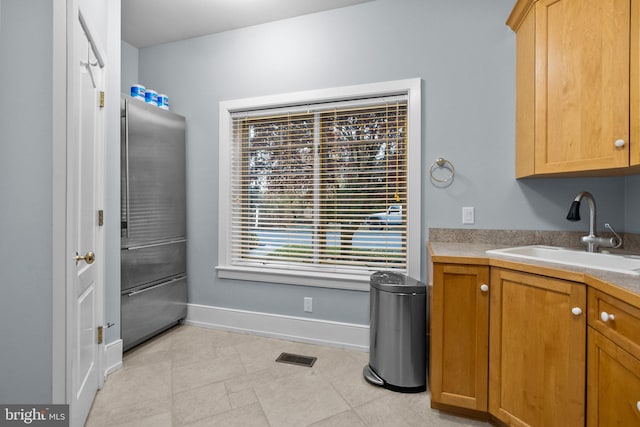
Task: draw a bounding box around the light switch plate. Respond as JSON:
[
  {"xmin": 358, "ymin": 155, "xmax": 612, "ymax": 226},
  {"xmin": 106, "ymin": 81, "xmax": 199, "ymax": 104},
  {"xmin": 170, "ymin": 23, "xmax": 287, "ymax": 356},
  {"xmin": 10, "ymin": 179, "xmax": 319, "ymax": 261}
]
[
  {"xmin": 304, "ymin": 297, "xmax": 312, "ymax": 312},
  {"xmin": 462, "ymin": 207, "xmax": 475, "ymax": 225}
]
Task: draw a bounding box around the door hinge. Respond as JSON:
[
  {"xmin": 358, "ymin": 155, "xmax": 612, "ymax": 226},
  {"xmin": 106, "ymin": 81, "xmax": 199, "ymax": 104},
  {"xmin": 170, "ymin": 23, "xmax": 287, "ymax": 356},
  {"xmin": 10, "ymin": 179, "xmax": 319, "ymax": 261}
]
[
  {"xmin": 97, "ymin": 326, "xmax": 103, "ymax": 345},
  {"xmin": 98, "ymin": 209, "xmax": 104, "ymax": 226},
  {"xmin": 99, "ymin": 91, "xmax": 105, "ymax": 108}
]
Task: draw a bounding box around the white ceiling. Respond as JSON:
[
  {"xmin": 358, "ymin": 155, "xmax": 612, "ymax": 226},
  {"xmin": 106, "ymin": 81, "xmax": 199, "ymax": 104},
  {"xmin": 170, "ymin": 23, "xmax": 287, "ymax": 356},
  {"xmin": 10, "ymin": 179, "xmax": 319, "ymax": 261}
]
[{"xmin": 122, "ymin": 0, "xmax": 373, "ymax": 48}]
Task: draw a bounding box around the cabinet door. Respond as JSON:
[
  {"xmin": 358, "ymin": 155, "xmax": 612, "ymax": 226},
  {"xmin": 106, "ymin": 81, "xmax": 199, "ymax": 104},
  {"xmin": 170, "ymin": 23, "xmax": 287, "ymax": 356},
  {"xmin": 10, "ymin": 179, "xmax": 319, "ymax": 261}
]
[
  {"xmin": 430, "ymin": 263, "xmax": 489, "ymax": 414},
  {"xmin": 632, "ymin": 0, "xmax": 640, "ymax": 167},
  {"xmin": 489, "ymin": 268, "xmax": 586, "ymax": 427},
  {"xmin": 534, "ymin": 0, "xmax": 630, "ymax": 174},
  {"xmin": 588, "ymin": 328, "xmax": 640, "ymax": 425}
]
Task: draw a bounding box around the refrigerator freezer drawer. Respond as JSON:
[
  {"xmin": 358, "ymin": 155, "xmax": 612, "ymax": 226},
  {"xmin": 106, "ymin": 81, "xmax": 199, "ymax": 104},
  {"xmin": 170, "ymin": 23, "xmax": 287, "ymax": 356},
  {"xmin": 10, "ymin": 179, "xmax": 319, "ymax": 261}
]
[
  {"xmin": 121, "ymin": 276, "xmax": 187, "ymax": 351},
  {"xmin": 121, "ymin": 239, "xmax": 186, "ymax": 291}
]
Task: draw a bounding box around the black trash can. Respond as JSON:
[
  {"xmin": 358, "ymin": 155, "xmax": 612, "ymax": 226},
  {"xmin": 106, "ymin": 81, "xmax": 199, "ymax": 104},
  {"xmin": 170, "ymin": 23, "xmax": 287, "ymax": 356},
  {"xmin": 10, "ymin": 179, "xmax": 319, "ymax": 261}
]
[{"xmin": 363, "ymin": 271, "xmax": 426, "ymax": 393}]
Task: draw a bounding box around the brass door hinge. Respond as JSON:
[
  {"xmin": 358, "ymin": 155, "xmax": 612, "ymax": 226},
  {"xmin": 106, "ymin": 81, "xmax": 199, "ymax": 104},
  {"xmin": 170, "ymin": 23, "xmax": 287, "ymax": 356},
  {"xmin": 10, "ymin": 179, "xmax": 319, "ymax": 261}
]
[
  {"xmin": 98, "ymin": 209, "xmax": 104, "ymax": 226},
  {"xmin": 99, "ymin": 91, "xmax": 105, "ymax": 108},
  {"xmin": 97, "ymin": 326, "xmax": 103, "ymax": 345}
]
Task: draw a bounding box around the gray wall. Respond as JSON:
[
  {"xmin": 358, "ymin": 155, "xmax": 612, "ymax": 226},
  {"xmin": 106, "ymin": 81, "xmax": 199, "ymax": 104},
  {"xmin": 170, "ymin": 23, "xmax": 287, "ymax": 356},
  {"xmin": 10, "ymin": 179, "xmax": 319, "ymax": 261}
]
[
  {"xmin": 121, "ymin": 40, "xmax": 139, "ymax": 94},
  {"xmin": 0, "ymin": 0, "xmax": 54, "ymax": 403},
  {"xmin": 135, "ymin": 0, "xmax": 631, "ymax": 326},
  {"xmin": 626, "ymin": 176, "xmax": 640, "ymax": 233}
]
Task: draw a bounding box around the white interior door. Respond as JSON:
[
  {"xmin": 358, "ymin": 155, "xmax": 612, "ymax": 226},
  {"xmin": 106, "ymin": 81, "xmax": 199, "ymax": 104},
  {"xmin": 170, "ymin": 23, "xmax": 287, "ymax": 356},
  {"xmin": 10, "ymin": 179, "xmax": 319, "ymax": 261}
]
[{"xmin": 69, "ymin": 11, "xmax": 105, "ymax": 427}]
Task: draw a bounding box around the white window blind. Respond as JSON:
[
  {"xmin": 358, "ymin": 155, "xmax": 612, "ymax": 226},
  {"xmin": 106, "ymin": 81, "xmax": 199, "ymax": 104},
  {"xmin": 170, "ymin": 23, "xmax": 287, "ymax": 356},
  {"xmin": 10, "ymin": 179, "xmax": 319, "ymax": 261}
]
[{"xmin": 228, "ymin": 96, "xmax": 408, "ymax": 277}]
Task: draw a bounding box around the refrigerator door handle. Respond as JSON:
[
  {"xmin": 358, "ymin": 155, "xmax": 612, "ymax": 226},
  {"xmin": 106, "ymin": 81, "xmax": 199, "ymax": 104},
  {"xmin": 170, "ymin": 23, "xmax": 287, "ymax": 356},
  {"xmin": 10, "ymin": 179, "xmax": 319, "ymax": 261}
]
[
  {"xmin": 126, "ymin": 275, "xmax": 186, "ymax": 297},
  {"xmin": 126, "ymin": 238, "xmax": 187, "ymax": 251}
]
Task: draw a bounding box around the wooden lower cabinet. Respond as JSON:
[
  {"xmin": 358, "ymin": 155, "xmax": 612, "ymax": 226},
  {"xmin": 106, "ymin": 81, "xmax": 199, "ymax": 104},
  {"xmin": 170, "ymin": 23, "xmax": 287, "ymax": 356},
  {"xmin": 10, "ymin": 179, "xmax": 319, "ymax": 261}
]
[
  {"xmin": 489, "ymin": 268, "xmax": 586, "ymax": 427},
  {"xmin": 430, "ymin": 256, "xmax": 640, "ymax": 426},
  {"xmin": 587, "ymin": 326, "xmax": 640, "ymax": 425},
  {"xmin": 430, "ymin": 263, "xmax": 489, "ymax": 416}
]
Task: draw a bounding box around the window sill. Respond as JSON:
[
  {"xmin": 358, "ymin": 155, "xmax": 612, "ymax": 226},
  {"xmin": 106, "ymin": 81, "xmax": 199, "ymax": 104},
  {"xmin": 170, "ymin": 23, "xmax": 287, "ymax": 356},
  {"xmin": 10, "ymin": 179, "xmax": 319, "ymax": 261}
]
[{"xmin": 216, "ymin": 265, "xmax": 372, "ymax": 291}]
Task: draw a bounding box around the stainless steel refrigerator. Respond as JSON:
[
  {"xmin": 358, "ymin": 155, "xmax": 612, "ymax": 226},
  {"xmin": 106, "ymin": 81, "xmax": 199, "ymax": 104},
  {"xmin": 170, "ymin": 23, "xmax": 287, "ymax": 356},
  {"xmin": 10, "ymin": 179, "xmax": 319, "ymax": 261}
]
[{"xmin": 120, "ymin": 94, "xmax": 187, "ymax": 351}]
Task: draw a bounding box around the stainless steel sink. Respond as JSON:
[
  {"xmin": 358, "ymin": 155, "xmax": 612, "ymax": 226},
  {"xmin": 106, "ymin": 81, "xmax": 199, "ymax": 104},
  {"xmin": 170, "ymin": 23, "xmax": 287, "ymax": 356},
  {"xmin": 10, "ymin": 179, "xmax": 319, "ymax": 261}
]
[{"xmin": 486, "ymin": 245, "xmax": 640, "ymax": 276}]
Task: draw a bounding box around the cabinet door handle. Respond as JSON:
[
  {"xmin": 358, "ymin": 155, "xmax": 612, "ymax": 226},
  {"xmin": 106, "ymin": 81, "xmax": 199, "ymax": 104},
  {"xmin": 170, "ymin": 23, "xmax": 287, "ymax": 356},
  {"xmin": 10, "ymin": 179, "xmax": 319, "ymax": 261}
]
[
  {"xmin": 480, "ymin": 284, "xmax": 489, "ymax": 293},
  {"xmin": 637, "ymin": 401, "xmax": 640, "ymax": 412},
  {"xmin": 614, "ymin": 139, "xmax": 625, "ymax": 148},
  {"xmin": 571, "ymin": 307, "xmax": 582, "ymax": 316},
  {"xmin": 600, "ymin": 311, "xmax": 615, "ymax": 322}
]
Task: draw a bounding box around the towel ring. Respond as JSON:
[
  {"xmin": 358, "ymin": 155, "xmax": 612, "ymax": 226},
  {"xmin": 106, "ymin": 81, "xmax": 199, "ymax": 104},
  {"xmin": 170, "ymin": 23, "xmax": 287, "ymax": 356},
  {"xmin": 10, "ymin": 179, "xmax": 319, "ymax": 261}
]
[{"xmin": 429, "ymin": 158, "xmax": 455, "ymax": 184}]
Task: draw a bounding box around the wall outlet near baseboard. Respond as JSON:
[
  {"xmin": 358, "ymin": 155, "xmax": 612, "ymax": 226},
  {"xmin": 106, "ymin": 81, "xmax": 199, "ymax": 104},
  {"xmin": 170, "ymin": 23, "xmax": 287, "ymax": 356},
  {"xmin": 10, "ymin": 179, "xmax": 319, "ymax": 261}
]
[{"xmin": 304, "ymin": 297, "xmax": 313, "ymax": 312}]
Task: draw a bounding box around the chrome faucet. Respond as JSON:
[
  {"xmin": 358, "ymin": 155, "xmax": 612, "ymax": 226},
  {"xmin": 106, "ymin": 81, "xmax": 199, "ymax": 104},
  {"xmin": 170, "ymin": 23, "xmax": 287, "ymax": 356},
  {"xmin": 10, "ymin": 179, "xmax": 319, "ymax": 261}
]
[{"xmin": 566, "ymin": 191, "xmax": 622, "ymax": 252}]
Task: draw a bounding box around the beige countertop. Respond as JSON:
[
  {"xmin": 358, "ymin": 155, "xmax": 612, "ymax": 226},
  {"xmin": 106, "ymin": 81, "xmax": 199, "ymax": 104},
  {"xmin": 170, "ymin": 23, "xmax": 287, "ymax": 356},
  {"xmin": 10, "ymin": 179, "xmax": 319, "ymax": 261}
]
[{"xmin": 429, "ymin": 241, "xmax": 640, "ymax": 306}]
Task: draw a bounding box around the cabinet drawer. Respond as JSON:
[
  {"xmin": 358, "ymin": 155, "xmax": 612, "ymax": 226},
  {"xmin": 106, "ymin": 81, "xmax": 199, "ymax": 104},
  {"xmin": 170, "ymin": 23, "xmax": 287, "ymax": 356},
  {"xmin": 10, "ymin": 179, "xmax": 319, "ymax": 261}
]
[
  {"xmin": 121, "ymin": 276, "xmax": 187, "ymax": 351},
  {"xmin": 588, "ymin": 288, "xmax": 640, "ymax": 359}
]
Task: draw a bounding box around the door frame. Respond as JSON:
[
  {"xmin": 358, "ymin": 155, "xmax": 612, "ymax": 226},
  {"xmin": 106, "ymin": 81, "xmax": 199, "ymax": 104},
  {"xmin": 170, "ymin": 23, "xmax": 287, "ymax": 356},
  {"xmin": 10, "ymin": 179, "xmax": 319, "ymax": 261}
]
[{"xmin": 51, "ymin": 0, "xmax": 107, "ymax": 408}]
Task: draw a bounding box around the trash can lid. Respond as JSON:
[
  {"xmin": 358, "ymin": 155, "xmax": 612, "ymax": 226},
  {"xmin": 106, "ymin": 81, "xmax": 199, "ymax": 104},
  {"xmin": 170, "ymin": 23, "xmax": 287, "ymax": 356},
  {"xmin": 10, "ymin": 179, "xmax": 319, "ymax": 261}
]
[{"xmin": 370, "ymin": 271, "xmax": 425, "ymax": 294}]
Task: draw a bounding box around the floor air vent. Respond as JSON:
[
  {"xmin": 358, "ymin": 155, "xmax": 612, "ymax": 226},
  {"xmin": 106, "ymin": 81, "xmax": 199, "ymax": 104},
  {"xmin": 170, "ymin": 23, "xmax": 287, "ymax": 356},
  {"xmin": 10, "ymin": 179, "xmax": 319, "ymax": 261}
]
[{"xmin": 275, "ymin": 352, "xmax": 317, "ymax": 368}]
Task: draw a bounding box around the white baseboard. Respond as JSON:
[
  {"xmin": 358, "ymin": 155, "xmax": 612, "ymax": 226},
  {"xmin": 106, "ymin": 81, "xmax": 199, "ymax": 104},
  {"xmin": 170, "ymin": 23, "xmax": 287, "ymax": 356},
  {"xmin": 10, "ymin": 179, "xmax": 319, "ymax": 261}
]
[
  {"xmin": 104, "ymin": 339, "xmax": 123, "ymax": 376},
  {"xmin": 185, "ymin": 304, "xmax": 369, "ymax": 351}
]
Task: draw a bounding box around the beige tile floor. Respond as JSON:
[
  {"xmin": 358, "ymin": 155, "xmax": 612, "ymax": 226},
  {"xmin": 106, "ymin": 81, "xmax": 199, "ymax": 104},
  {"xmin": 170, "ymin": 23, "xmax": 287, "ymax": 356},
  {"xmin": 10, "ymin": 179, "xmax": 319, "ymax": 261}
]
[{"xmin": 86, "ymin": 325, "xmax": 489, "ymax": 427}]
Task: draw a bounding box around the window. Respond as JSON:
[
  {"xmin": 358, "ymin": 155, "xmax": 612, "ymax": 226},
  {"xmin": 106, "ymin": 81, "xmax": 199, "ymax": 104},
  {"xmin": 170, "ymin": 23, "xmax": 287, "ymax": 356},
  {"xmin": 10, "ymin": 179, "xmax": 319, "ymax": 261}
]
[{"xmin": 218, "ymin": 79, "xmax": 421, "ymax": 290}]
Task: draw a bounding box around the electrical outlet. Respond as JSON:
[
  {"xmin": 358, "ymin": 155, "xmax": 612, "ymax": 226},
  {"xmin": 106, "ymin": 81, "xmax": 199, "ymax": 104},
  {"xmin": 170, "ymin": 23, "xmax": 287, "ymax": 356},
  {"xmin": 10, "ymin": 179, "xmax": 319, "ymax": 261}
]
[
  {"xmin": 304, "ymin": 297, "xmax": 313, "ymax": 312},
  {"xmin": 462, "ymin": 207, "xmax": 475, "ymax": 225}
]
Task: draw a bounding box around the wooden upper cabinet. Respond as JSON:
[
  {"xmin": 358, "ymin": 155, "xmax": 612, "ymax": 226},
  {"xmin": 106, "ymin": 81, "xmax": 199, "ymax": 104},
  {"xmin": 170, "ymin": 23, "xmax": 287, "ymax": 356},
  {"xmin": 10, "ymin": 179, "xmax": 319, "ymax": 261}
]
[
  {"xmin": 508, "ymin": 0, "xmax": 638, "ymax": 177},
  {"xmin": 632, "ymin": 0, "xmax": 640, "ymax": 167}
]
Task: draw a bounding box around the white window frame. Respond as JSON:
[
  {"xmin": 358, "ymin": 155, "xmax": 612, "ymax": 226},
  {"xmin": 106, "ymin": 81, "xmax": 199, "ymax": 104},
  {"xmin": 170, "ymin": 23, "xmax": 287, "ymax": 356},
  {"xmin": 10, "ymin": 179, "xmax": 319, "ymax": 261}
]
[{"xmin": 217, "ymin": 78, "xmax": 421, "ymax": 291}]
